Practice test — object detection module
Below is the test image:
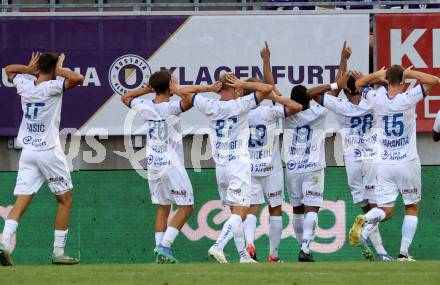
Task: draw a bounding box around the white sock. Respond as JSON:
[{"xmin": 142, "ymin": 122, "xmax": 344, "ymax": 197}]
[
  {"xmin": 214, "ymin": 214, "xmax": 240, "ymax": 250},
  {"xmin": 232, "ymin": 216, "xmax": 249, "ymax": 258},
  {"xmin": 155, "ymin": 232, "xmax": 165, "ymax": 246},
  {"xmin": 292, "ymin": 214, "xmax": 304, "ymax": 246},
  {"xmin": 269, "ymin": 216, "xmax": 282, "ymax": 257},
  {"xmin": 369, "ymin": 226, "xmax": 387, "ymax": 255},
  {"xmin": 301, "ymin": 212, "xmax": 318, "ymax": 254},
  {"xmin": 364, "ymin": 208, "xmax": 386, "ymax": 223},
  {"xmin": 53, "ymin": 229, "xmax": 68, "ymax": 257},
  {"xmin": 1, "ymin": 219, "xmax": 18, "ymax": 250},
  {"xmin": 361, "ymin": 208, "xmax": 386, "ymax": 240},
  {"xmin": 161, "ymin": 227, "xmax": 179, "ymax": 248},
  {"xmin": 400, "ymin": 215, "xmax": 418, "ymax": 256},
  {"xmin": 243, "ymin": 214, "xmax": 257, "ymax": 246}
]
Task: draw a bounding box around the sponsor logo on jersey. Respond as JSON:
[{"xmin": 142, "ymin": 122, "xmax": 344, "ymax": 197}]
[
  {"xmin": 267, "ymin": 190, "xmax": 282, "ymax": 198},
  {"xmin": 108, "ymin": 54, "xmax": 151, "ymax": 95},
  {"xmin": 381, "ymin": 150, "xmax": 408, "ymax": 161},
  {"xmin": 23, "ymin": 136, "xmax": 33, "ymax": 144},
  {"xmin": 305, "ymin": 190, "xmax": 322, "ymax": 198}
]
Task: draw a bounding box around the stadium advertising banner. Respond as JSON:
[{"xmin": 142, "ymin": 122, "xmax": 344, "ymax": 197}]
[
  {"xmin": 376, "ymin": 13, "xmax": 440, "ymax": 132},
  {"xmin": 1, "ymin": 169, "xmax": 440, "ymax": 264},
  {"xmin": 0, "ymin": 14, "xmax": 370, "ymax": 136}
]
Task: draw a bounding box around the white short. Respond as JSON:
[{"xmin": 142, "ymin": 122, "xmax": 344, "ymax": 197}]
[
  {"xmin": 376, "ymin": 159, "xmax": 421, "ymax": 206},
  {"xmin": 286, "ymin": 169, "xmax": 324, "ymax": 207},
  {"xmin": 148, "ymin": 166, "xmax": 194, "ymax": 206},
  {"xmin": 216, "ymin": 160, "xmax": 251, "ymax": 207},
  {"xmin": 250, "ymin": 169, "xmax": 284, "ymax": 207},
  {"xmin": 14, "ymin": 147, "xmax": 73, "ymax": 196},
  {"xmin": 345, "ymin": 160, "xmax": 377, "ymax": 205}
]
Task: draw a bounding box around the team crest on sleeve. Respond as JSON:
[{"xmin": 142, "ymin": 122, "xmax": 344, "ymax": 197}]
[{"xmin": 108, "ymin": 54, "xmax": 151, "ymax": 95}]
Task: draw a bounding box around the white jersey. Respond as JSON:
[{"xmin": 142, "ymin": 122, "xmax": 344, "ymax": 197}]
[
  {"xmin": 283, "ymin": 104, "xmax": 328, "ymax": 173},
  {"xmin": 14, "ymin": 74, "xmax": 65, "ymax": 151},
  {"xmin": 361, "ymin": 84, "xmax": 426, "ymax": 164},
  {"xmin": 322, "ymin": 93, "xmax": 377, "ymax": 162},
  {"xmin": 248, "ymin": 105, "xmax": 285, "ymax": 176},
  {"xmin": 433, "ymin": 111, "xmax": 440, "ymax": 133},
  {"xmin": 193, "ymin": 93, "xmax": 258, "ymax": 165},
  {"xmin": 130, "ymin": 98, "xmax": 185, "ymax": 171}
]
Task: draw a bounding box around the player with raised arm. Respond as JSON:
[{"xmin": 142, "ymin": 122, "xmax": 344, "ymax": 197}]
[
  {"xmin": 433, "ymin": 111, "xmax": 440, "ymax": 142},
  {"xmin": 308, "ymin": 42, "xmax": 392, "ymax": 261},
  {"xmin": 0, "ymin": 52, "xmax": 84, "ymax": 266},
  {"xmin": 283, "ymin": 55, "xmax": 350, "ymax": 262},
  {"xmin": 121, "ymin": 70, "xmax": 221, "ymax": 264},
  {"xmin": 349, "ymin": 65, "xmax": 439, "ymax": 261},
  {"xmin": 243, "ymin": 42, "xmax": 303, "ymax": 262},
  {"xmin": 180, "ymin": 73, "xmax": 272, "ymax": 263}
]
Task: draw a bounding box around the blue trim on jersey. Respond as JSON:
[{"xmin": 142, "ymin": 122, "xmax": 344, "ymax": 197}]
[
  {"xmin": 179, "ymin": 100, "xmax": 184, "ymax": 112},
  {"xmin": 283, "ymin": 105, "xmax": 288, "ymax": 117},
  {"xmin": 191, "ymin": 93, "xmax": 198, "ymax": 106},
  {"xmin": 62, "ymin": 78, "xmax": 66, "ymax": 93},
  {"xmin": 420, "ymin": 84, "xmax": 427, "ymax": 97},
  {"xmin": 128, "ymin": 98, "xmax": 136, "ymax": 108},
  {"xmin": 320, "ymin": 93, "xmax": 325, "ymax": 106},
  {"xmin": 253, "ymin": 92, "xmax": 259, "ymax": 105}
]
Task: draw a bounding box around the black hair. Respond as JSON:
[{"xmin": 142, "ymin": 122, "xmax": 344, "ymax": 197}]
[
  {"xmin": 345, "ymin": 76, "xmax": 358, "ymax": 96},
  {"xmin": 149, "ymin": 69, "xmax": 171, "ymax": 93},
  {"xmin": 37, "ymin": 53, "xmax": 59, "ymax": 74},
  {"xmin": 290, "ymin": 85, "xmax": 310, "ymax": 110}
]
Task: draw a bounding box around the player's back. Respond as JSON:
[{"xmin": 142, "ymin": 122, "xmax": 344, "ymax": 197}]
[
  {"xmin": 283, "ymin": 104, "xmax": 328, "ymax": 173},
  {"xmin": 14, "ymin": 74, "xmax": 65, "ymax": 150},
  {"xmin": 130, "ymin": 98, "xmax": 184, "ymax": 170},
  {"xmin": 193, "ymin": 93, "xmax": 258, "ymax": 165},
  {"xmin": 322, "ymin": 94, "xmax": 376, "ymax": 161},
  {"xmin": 248, "ymin": 105, "xmax": 284, "ymax": 175},
  {"xmin": 363, "ymin": 85, "xmax": 425, "ymax": 163}
]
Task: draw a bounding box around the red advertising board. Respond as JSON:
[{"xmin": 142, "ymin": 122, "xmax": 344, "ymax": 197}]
[{"xmin": 376, "ymin": 13, "xmax": 440, "ymax": 132}]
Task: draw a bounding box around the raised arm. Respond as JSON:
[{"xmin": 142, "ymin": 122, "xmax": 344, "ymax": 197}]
[
  {"xmin": 355, "ymin": 67, "xmax": 387, "ymax": 89},
  {"xmin": 402, "ymin": 67, "xmax": 439, "ymax": 95},
  {"xmin": 328, "ymin": 41, "xmax": 352, "ymax": 97},
  {"xmin": 268, "ymin": 89, "xmax": 303, "ymax": 116},
  {"xmin": 307, "ymin": 71, "xmax": 348, "ymax": 104},
  {"xmin": 171, "ymin": 78, "xmax": 222, "ymax": 111},
  {"xmin": 121, "ymin": 85, "xmax": 153, "ymax": 107},
  {"xmin": 261, "ymin": 41, "xmax": 275, "ymax": 86},
  {"xmin": 55, "ymin": 54, "xmax": 84, "ymax": 90},
  {"xmin": 5, "ymin": 52, "xmax": 40, "ymax": 81},
  {"xmin": 225, "ymin": 74, "xmax": 273, "ymax": 103}
]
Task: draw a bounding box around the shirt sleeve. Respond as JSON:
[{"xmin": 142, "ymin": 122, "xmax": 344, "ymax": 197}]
[
  {"xmin": 322, "ymin": 93, "xmax": 345, "ymax": 114},
  {"xmin": 434, "ymin": 111, "xmax": 440, "ymax": 133},
  {"xmin": 404, "ymin": 84, "xmax": 425, "ymax": 106},
  {"xmin": 12, "ymin": 74, "xmax": 31, "ymax": 96},
  {"xmin": 234, "ymin": 93, "xmax": 259, "ymax": 114},
  {"xmin": 167, "ymin": 100, "xmax": 184, "ymax": 116},
  {"xmin": 45, "ymin": 79, "xmax": 65, "ymax": 96},
  {"xmin": 129, "ymin": 97, "xmax": 145, "ymax": 109},
  {"xmin": 193, "ymin": 94, "xmax": 216, "ymax": 116},
  {"xmin": 361, "ymin": 86, "xmax": 379, "ymax": 106},
  {"xmin": 269, "ymin": 105, "xmax": 286, "ymax": 121}
]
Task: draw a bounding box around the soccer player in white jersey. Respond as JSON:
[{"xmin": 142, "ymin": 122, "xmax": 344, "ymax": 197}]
[
  {"xmin": 349, "ymin": 65, "xmax": 439, "ymax": 261},
  {"xmin": 433, "ymin": 111, "xmax": 440, "ymax": 142},
  {"xmin": 243, "ymin": 42, "xmax": 303, "ymax": 262},
  {"xmin": 283, "ymin": 63, "xmax": 349, "ymax": 262},
  {"xmin": 309, "ymin": 43, "xmax": 392, "ymax": 261},
  {"xmin": 0, "ymin": 52, "xmax": 84, "ymax": 266},
  {"xmin": 121, "ymin": 70, "xmax": 221, "ymax": 263},
  {"xmin": 179, "ymin": 73, "xmax": 272, "ymax": 263}
]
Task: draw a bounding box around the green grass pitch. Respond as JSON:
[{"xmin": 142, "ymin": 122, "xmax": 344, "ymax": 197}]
[{"xmin": 1, "ymin": 261, "xmax": 440, "ymax": 285}]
